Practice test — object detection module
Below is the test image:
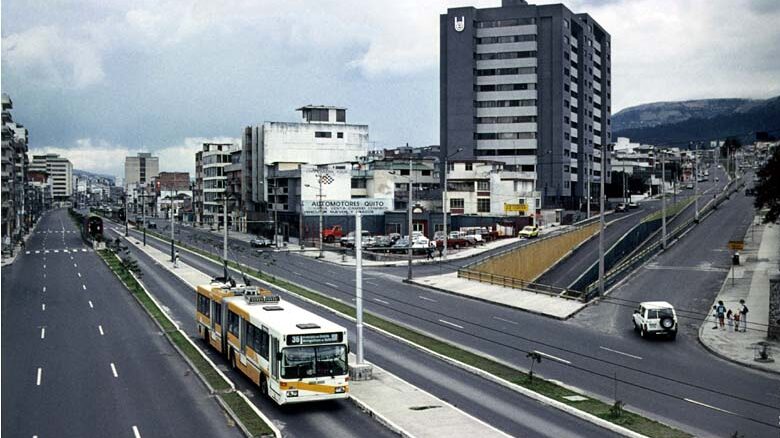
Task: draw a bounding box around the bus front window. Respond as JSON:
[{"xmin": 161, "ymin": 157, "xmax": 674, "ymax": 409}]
[{"xmin": 282, "ymin": 345, "xmax": 347, "ymax": 379}]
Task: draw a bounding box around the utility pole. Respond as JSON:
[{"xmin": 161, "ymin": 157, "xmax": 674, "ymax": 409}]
[
  {"xmin": 223, "ymin": 195, "xmax": 229, "ymax": 280},
  {"xmin": 598, "ymin": 147, "xmax": 607, "ymax": 296},
  {"xmin": 170, "ymin": 175, "xmax": 177, "ymax": 262},
  {"xmin": 586, "ymin": 154, "xmax": 591, "ymax": 218},
  {"xmin": 124, "ymin": 195, "xmax": 129, "ymax": 237},
  {"xmin": 694, "ymin": 143, "xmax": 699, "ymax": 222},
  {"xmin": 355, "ymin": 212, "xmax": 364, "ymax": 364},
  {"xmin": 441, "ymin": 147, "xmax": 462, "ymax": 260},
  {"xmin": 142, "ymin": 186, "xmax": 147, "ymax": 246},
  {"xmin": 661, "ymin": 152, "xmax": 667, "ymax": 249},
  {"xmin": 407, "ymin": 157, "xmax": 414, "ymax": 281},
  {"xmin": 318, "ymin": 174, "xmax": 324, "ymax": 259}
]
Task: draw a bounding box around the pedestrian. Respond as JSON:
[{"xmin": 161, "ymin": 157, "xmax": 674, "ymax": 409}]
[
  {"xmin": 426, "ymin": 245, "xmax": 434, "ymax": 260},
  {"xmin": 716, "ymin": 300, "xmax": 726, "ymax": 330},
  {"xmin": 712, "ymin": 305, "xmax": 719, "ymax": 330},
  {"xmin": 733, "ymin": 311, "xmax": 741, "ymax": 332},
  {"xmin": 739, "ymin": 299, "xmax": 749, "ymax": 332},
  {"xmin": 726, "ymin": 309, "xmax": 733, "ymax": 332},
  {"xmin": 174, "ymin": 250, "xmax": 180, "ymax": 268}
]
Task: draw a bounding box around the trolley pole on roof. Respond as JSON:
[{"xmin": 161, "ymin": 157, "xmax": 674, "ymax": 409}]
[{"xmin": 355, "ymin": 212, "xmax": 364, "ymax": 364}]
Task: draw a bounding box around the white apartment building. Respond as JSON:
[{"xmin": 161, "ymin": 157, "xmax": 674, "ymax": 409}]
[
  {"xmin": 196, "ymin": 143, "xmax": 234, "ymax": 226},
  {"xmin": 445, "ymin": 160, "xmax": 540, "ymax": 217},
  {"xmin": 124, "ymin": 152, "xmax": 159, "ymax": 190},
  {"xmin": 30, "ymin": 154, "xmax": 73, "ymax": 203}
]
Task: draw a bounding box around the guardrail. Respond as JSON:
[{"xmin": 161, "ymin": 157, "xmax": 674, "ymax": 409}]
[
  {"xmin": 458, "ymin": 268, "xmax": 583, "ymax": 300},
  {"xmin": 583, "ymin": 177, "xmax": 743, "ymax": 301}
]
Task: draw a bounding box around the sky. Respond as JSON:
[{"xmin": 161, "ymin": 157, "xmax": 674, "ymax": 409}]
[{"xmin": 3, "ymin": 0, "xmax": 779, "ymax": 179}]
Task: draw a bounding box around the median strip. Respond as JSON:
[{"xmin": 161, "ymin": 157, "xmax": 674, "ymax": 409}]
[{"xmin": 137, "ymin": 227, "xmax": 691, "ymax": 438}]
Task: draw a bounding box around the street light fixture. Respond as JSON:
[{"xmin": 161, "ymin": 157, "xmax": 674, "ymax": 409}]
[
  {"xmin": 304, "ymin": 167, "xmax": 326, "ymax": 259},
  {"xmin": 217, "ymin": 192, "xmax": 238, "ymax": 280},
  {"xmin": 442, "ymin": 147, "xmax": 463, "ymax": 260}
]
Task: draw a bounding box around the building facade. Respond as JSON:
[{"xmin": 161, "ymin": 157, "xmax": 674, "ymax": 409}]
[
  {"xmin": 2, "ymin": 94, "xmax": 31, "ymax": 240},
  {"xmin": 195, "ymin": 143, "xmax": 234, "ymax": 226},
  {"xmin": 440, "ymin": 0, "xmax": 611, "ymax": 210},
  {"xmin": 30, "ymin": 154, "xmax": 72, "ymax": 204},
  {"xmin": 124, "ymin": 152, "xmax": 159, "ymax": 190}
]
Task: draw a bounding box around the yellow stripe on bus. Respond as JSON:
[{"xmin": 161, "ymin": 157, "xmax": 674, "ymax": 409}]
[
  {"xmin": 282, "ymin": 381, "xmax": 349, "ymax": 394},
  {"xmin": 227, "ymin": 302, "xmax": 250, "ymax": 320}
]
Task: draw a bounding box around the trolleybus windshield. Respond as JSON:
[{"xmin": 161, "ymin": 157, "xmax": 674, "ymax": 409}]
[{"xmin": 281, "ymin": 345, "xmax": 347, "ymax": 379}]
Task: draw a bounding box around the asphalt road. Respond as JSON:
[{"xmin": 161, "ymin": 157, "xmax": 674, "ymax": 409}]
[
  {"xmin": 105, "ymin": 221, "xmax": 619, "ymax": 438},
  {"xmin": 125, "ymin": 176, "xmax": 780, "ymax": 437},
  {"xmin": 1, "ymin": 209, "xmax": 241, "ymax": 438}
]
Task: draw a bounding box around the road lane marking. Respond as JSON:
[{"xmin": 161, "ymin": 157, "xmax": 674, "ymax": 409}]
[
  {"xmin": 64, "ymin": 249, "xmax": 69, "ymax": 253},
  {"xmin": 684, "ymin": 398, "xmax": 736, "ymax": 415},
  {"xmin": 36, "ymin": 368, "xmax": 42, "ymax": 386},
  {"xmin": 373, "ymin": 298, "xmax": 390, "ymax": 305},
  {"xmin": 44, "ymin": 250, "xmax": 49, "ymax": 254},
  {"xmin": 42, "ymin": 304, "xmax": 45, "ymax": 311},
  {"xmin": 40, "ymin": 327, "xmax": 45, "ymax": 339},
  {"xmin": 25, "ymin": 251, "xmax": 30, "ymax": 255},
  {"xmin": 98, "ymin": 325, "xmax": 104, "ymax": 336},
  {"xmin": 74, "ymin": 263, "xmax": 77, "ymax": 268},
  {"xmin": 533, "ymin": 350, "xmax": 571, "ymax": 365},
  {"xmin": 292, "ymin": 271, "xmax": 302, "ymax": 276},
  {"xmin": 110, "ymin": 363, "xmax": 118, "ymax": 378},
  {"xmin": 600, "ymin": 346, "xmax": 643, "ymax": 360},
  {"xmin": 42, "ymin": 286, "xmax": 46, "ymax": 293},
  {"xmin": 77, "ymin": 272, "xmax": 81, "ymax": 277},
  {"xmin": 54, "ymin": 249, "xmax": 59, "ymax": 253},
  {"xmin": 82, "ymin": 284, "xmax": 87, "ymax": 290},
  {"xmin": 493, "ymin": 316, "xmax": 518, "ymax": 325},
  {"xmin": 438, "ymin": 319, "xmax": 464, "ymax": 329},
  {"xmin": 35, "ymin": 250, "xmax": 39, "ymax": 254},
  {"xmin": 325, "ymin": 282, "xmax": 338, "ymax": 288},
  {"xmin": 132, "ymin": 426, "xmax": 141, "ymax": 438},
  {"xmin": 81, "ymin": 249, "xmax": 87, "ymax": 252},
  {"xmin": 419, "ymin": 296, "xmax": 437, "ymax": 303},
  {"xmin": 43, "ymin": 264, "xmax": 46, "ymax": 269},
  {"xmin": 366, "ymin": 281, "xmax": 380, "ymax": 287},
  {"xmin": 88, "ymin": 300, "xmax": 94, "ymax": 309}
]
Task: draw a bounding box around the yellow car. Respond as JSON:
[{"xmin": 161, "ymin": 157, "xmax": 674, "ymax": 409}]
[{"xmin": 518, "ymin": 225, "xmax": 539, "ymax": 238}]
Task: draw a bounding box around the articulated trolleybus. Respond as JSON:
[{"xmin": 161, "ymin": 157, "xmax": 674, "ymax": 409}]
[{"xmin": 196, "ymin": 280, "xmax": 350, "ymax": 404}]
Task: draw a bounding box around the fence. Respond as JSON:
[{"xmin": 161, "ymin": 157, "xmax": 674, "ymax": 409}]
[{"xmin": 458, "ymin": 268, "xmax": 582, "ymax": 300}]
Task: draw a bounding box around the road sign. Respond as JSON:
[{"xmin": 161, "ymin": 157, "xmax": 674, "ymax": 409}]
[
  {"xmin": 302, "ymin": 198, "xmax": 391, "ymax": 216},
  {"xmin": 504, "ymin": 203, "xmax": 528, "ymax": 213},
  {"xmin": 728, "ymin": 240, "xmax": 744, "ymax": 251}
]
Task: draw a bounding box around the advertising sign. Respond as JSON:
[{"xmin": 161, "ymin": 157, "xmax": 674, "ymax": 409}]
[
  {"xmin": 504, "ymin": 203, "xmax": 528, "ymax": 213},
  {"xmin": 302, "ymin": 198, "xmax": 391, "ymax": 216}
]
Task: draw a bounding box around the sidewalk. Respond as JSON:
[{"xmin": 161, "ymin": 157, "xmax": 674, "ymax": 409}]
[
  {"xmin": 699, "ymin": 219, "xmax": 780, "ymax": 374},
  {"xmin": 1, "ymin": 221, "xmax": 39, "ymax": 267},
  {"xmin": 410, "ymin": 272, "xmax": 586, "ymax": 320},
  {"xmin": 121, "ymin": 232, "xmax": 510, "ymax": 438}
]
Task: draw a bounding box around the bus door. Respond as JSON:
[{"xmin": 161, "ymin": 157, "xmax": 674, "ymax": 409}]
[
  {"xmin": 239, "ymin": 318, "xmax": 248, "ymax": 366},
  {"xmin": 219, "ymin": 301, "xmax": 228, "ymax": 353},
  {"xmin": 271, "ymin": 337, "xmax": 280, "ymax": 380}
]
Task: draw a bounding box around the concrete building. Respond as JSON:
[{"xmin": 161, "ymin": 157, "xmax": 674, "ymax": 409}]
[
  {"xmin": 30, "ymin": 154, "xmax": 72, "ymax": 204},
  {"xmin": 241, "ymin": 105, "xmax": 370, "ymax": 230},
  {"xmin": 446, "ymin": 159, "xmax": 540, "ymax": 217},
  {"xmin": 440, "ymin": 0, "xmax": 612, "ymax": 210},
  {"xmin": 195, "ymin": 143, "xmax": 234, "ymax": 227},
  {"xmin": 124, "ymin": 152, "xmax": 159, "ymax": 191},
  {"xmin": 2, "ymin": 93, "xmax": 31, "ymax": 240}
]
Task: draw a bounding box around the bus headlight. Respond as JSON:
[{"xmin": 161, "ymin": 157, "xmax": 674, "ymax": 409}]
[
  {"xmin": 286, "ymin": 390, "xmax": 298, "ymax": 397},
  {"xmin": 334, "ymin": 386, "xmax": 345, "ymax": 394}
]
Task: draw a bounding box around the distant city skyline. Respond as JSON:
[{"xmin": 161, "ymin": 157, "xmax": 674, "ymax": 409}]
[{"xmin": 3, "ymin": 0, "xmax": 779, "ymax": 177}]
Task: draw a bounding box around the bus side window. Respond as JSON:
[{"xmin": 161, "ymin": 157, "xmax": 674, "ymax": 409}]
[
  {"xmin": 271, "ymin": 337, "xmax": 279, "ymax": 379},
  {"xmin": 214, "ymin": 302, "xmax": 222, "ymax": 325},
  {"xmin": 260, "ymin": 327, "xmax": 269, "ymax": 360},
  {"xmin": 227, "ymin": 311, "xmax": 239, "ymax": 336}
]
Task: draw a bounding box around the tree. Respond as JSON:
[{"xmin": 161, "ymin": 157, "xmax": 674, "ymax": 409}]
[
  {"xmin": 754, "ymin": 147, "xmax": 780, "ymax": 223},
  {"xmin": 720, "ymin": 137, "xmax": 742, "ymax": 158}
]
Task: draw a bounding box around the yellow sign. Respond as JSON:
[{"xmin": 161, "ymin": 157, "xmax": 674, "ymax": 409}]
[
  {"xmin": 504, "ymin": 203, "xmax": 528, "ymax": 213},
  {"xmin": 728, "ymin": 241, "xmax": 744, "ymax": 251}
]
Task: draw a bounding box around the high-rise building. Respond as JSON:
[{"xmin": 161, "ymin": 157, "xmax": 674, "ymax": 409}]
[
  {"xmin": 440, "ymin": 0, "xmax": 611, "ymax": 209},
  {"xmin": 30, "ymin": 154, "xmax": 72, "ymax": 204},
  {"xmin": 195, "ymin": 143, "xmax": 234, "ymax": 226},
  {"xmin": 124, "ymin": 152, "xmax": 159, "ymax": 190}
]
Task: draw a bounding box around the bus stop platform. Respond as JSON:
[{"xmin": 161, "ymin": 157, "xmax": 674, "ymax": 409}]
[{"xmin": 121, "ymin": 231, "xmax": 509, "ymax": 437}]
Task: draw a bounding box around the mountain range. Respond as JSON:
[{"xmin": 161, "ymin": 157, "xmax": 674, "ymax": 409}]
[{"xmin": 612, "ymin": 95, "xmax": 780, "ymax": 147}]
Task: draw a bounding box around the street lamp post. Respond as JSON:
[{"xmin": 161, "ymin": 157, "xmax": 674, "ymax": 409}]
[
  {"xmin": 598, "ymin": 146, "xmax": 607, "ymax": 296},
  {"xmin": 222, "ymin": 194, "xmax": 229, "ymax": 280},
  {"xmin": 407, "ymin": 158, "xmax": 414, "ymax": 281},
  {"xmin": 694, "ymin": 143, "xmax": 699, "ymax": 222},
  {"xmin": 442, "ymin": 147, "xmax": 463, "ymax": 260},
  {"xmin": 586, "ymin": 154, "xmax": 591, "ymax": 218},
  {"xmin": 661, "ymin": 152, "xmax": 667, "ymax": 249},
  {"xmin": 124, "ymin": 195, "xmax": 129, "ymax": 237},
  {"xmin": 141, "ymin": 186, "xmax": 147, "ymax": 246}
]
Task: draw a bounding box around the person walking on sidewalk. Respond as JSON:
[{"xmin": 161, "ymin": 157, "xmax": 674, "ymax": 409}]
[
  {"xmin": 716, "ymin": 301, "xmax": 726, "ymax": 330},
  {"xmin": 734, "ymin": 311, "xmax": 741, "ymax": 332},
  {"xmin": 726, "ymin": 309, "xmax": 734, "ymax": 332},
  {"xmin": 173, "ymin": 250, "xmax": 180, "ymax": 268},
  {"xmin": 739, "ymin": 299, "xmax": 749, "ymax": 332},
  {"xmin": 712, "ymin": 305, "xmax": 719, "ymax": 329}
]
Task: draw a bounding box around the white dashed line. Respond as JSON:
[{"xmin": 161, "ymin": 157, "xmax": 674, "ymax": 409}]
[
  {"xmin": 82, "ymin": 285, "xmax": 87, "ymax": 290},
  {"xmin": 533, "ymin": 350, "xmax": 571, "ymax": 365},
  {"xmin": 438, "ymin": 319, "xmax": 464, "ymax": 329},
  {"xmin": 366, "ymin": 281, "xmax": 380, "ymax": 287},
  {"xmin": 40, "ymin": 327, "xmax": 45, "ymax": 339},
  {"xmin": 35, "ymin": 250, "xmax": 40, "ymax": 254},
  {"xmin": 110, "ymin": 363, "xmax": 119, "ymax": 378},
  {"xmin": 132, "ymin": 426, "xmax": 142, "ymax": 438},
  {"xmin": 418, "ymin": 296, "xmax": 437, "ymax": 303},
  {"xmin": 492, "ymin": 316, "xmax": 518, "ymax": 325},
  {"xmin": 600, "ymin": 346, "xmax": 643, "ymax": 360},
  {"xmin": 36, "ymin": 368, "xmax": 42, "ymax": 386},
  {"xmin": 43, "ymin": 264, "xmax": 46, "ymax": 269},
  {"xmin": 684, "ymin": 398, "xmax": 736, "ymax": 415},
  {"xmin": 74, "ymin": 263, "xmax": 78, "ymax": 268},
  {"xmin": 82, "ymin": 249, "xmax": 87, "ymax": 253},
  {"xmin": 325, "ymin": 282, "xmax": 338, "ymax": 288},
  {"xmin": 42, "ymin": 304, "xmax": 46, "ymax": 311},
  {"xmin": 44, "ymin": 250, "xmax": 49, "ymax": 254},
  {"xmin": 88, "ymin": 300, "xmax": 94, "ymax": 309},
  {"xmin": 98, "ymin": 325, "xmax": 104, "ymax": 336},
  {"xmin": 53, "ymin": 250, "xmax": 59, "ymax": 253},
  {"xmin": 42, "ymin": 286, "xmax": 46, "ymax": 293},
  {"xmin": 77, "ymin": 272, "xmax": 82, "ymax": 277},
  {"xmin": 292, "ymin": 271, "xmax": 302, "ymax": 276},
  {"xmin": 25, "ymin": 251, "xmax": 31, "ymax": 255},
  {"xmin": 373, "ymin": 298, "xmax": 390, "ymax": 305}
]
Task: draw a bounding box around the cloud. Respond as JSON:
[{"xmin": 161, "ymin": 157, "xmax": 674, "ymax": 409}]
[{"xmin": 30, "ymin": 136, "xmax": 240, "ymax": 178}]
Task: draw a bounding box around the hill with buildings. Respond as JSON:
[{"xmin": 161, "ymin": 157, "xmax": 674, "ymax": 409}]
[{"xmin": 613, "ymin": 95, "xmax": 780, "ymax": 146}]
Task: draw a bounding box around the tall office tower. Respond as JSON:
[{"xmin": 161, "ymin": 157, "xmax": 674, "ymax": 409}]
[{"xmin": 441, "ymin": 0, "xmax": 611, "ymax": 209}]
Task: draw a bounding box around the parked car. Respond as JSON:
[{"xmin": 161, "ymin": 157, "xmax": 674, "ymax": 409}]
[
  {"xmin": 615, "ymin": 203, "xmax": 627, "ymax": 212},
  {"xmin": 250, "ymin": 236, "xmax": 273, "ymax": 248},
  {"xmin": 518, "ymin": 225, "xmax": 539, "ymax": 238},
  {"xmin": 372, "ymin": 235, "xmax": 394, "ymax": 248},
  {"xmin": 322, "ymin": 225, "xmax": 345, "ymax": 243},
  {"xmin": 388, "ymin": 233, "xmax": 402, "ymax": 243},
  {"xmin": 685, "ymin": 183, "xmax": 694, "ymax": 189},
  {"xmin": 633, "ymin": 301, "xmax": 678, "ymax": 340},
  {"xmin": 628, "ymin": 201, "xmax": 639, "ymax": 209},
  {"xmin": 146, "ymin": 221, "xmax": 157, "ymax": 229},
  {"xmin": 340, "ymin": 231, "xmax": 371, "ymax": 248}
]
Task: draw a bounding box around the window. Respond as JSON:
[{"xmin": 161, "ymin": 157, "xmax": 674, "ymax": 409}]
[
  {"xmin": 336, "ymin": 109, "xmax": 346, "ymax": 122},
  {"xmin": 307, "ymin": 108, "xmax": 329, "ymax": 122},
  {"xmin": 474, "ymin": 99, "xmax": 536, "ymax": 108},
  {"xmin": 477, "ymin": 181, "xmax": 490, "ymax": 191},
  {"xmin": 197, "ymin": 294, "xmax": 210, "ymax": 317},
  {"xmin": 282, "ymin": 345, "xmax": 347, "ymax": 379},
  {"xmin": 465, "ymin": 163, "xmax": 473, "ymax": 171},
  {"xmin": 227, "ymin": 310, "xmax": 240, "ymax": 336},
  {"xmin": 351, "ymin": 178, "xmax": 366, "ymax": 189},
  {"xmin": 476, "ymin": 34, "xmax": 536, "ymax": 44},
  {"xmin": 475, "ymin": 67, "xmax": 536, "ymax": 76},
  {"xmin": 214, "ymin": 302, "xmax": 222, "ymax": 325},
  {"xmin": 422, "ymin": 170, "xmax": 431, "ymax": 176},
  {"xmin": 315, "ymin": 131, "xmax": 332, "ymax": 138},
  {"xmin": 475, "ymin": 132, "xmax": 536, "ymax": 140},
  {"xmin": 475, "ymin": 115, "xmax": 537, "ymax": 124},
  {"xmin": 400, "ymin": 169, "xmax": 410, "ymax": 176},
  {"xmin": 564, "ymin": 132, "xmax": 570, "ymax": 140},
  {"xmin": 337, "ymin": 132, "xmax": 344, "ymax": 139},
  {"xmin": 475, "ymin": 51, "xmax": 536, "ymax": 61},
  {"xmin": 476, "ymin": 18, "xmax": 536, "ymax": 28},
  {"xmin": 475, "ymin": 83, "xmax": 536, "ymax": 92},
  {"xmin": 450, "ymin": 198, "xmax": 465, "ymax": 209},
  {"xmin": 246, "ymin": 324, "xmax": 269, "ymax": 359},
  {"xmin": 447, "ymin": 162, "xmax": 455, "ymax": 172},
  {"xmin": 477, "ymin": 198, "xmax": 491, "ymax": 213},
  {"xmin": 387, "ymin": 223, "xmax": 401, "ymax": 234}
]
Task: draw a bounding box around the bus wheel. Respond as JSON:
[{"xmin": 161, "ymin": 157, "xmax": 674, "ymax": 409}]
[{"xmin": 260, "ymin": 375, "xmax": 268, "ymax": 397}]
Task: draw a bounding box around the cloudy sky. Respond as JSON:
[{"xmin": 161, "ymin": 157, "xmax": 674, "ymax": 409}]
[{"xmin": 3, "ymin": 0, "xmax": 779, "ymax": 178}]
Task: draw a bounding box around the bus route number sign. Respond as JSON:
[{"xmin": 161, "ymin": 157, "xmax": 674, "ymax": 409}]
[{"xmin": 287, "ymin": 332, "xmax": 343, "ymax": 346}]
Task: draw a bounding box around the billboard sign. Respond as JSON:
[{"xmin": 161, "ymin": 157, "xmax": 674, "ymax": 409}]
[{"xmin": 302, "ymin": 198, "xmax": 392, "ymax": 216}]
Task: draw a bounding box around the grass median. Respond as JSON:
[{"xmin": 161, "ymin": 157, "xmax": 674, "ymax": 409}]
[
  {"xmin": 97, "ymin": 248, "xmax": 276, "ymax": 437},
  {"xmin": 137, "ymin": 229, "xmax": 692, "ymax": 438}
]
